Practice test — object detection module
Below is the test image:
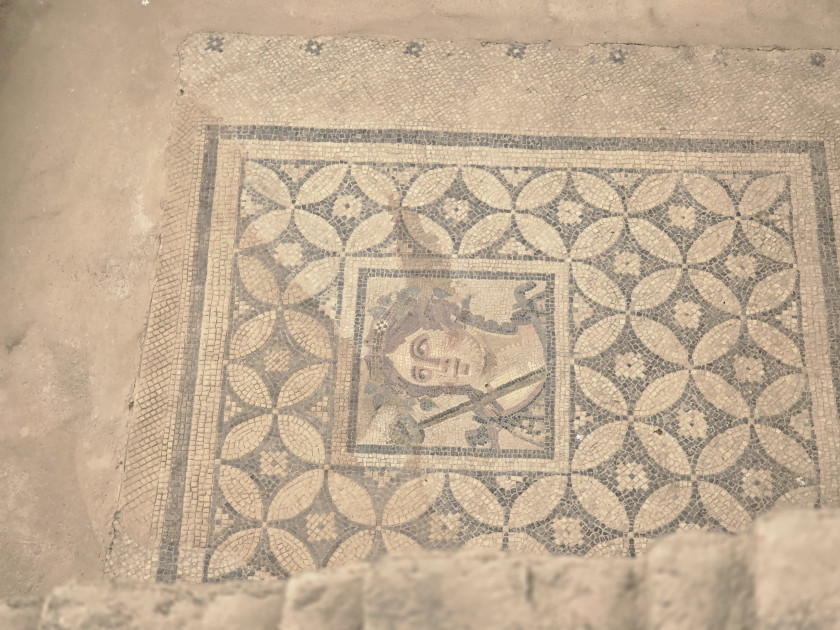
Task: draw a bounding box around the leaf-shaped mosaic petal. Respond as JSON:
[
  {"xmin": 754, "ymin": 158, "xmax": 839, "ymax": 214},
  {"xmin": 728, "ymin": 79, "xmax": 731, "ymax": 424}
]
[
  {"xmin": 238, "ymin": 255, "xmax": 280, "ymax": 306},
  {"xmin": 572, "ymin": 263, "xmax": 625, "ymax": 311},
  {"xmin": 458, "ymin": 213, "xmax": 511, "ymax": 255},
  {"xmin": 691, "ymin": 319, "xmax": 742, "ymax": 367},
  {"xmin": 692, "ymin": 370, "xmax": 749, "ymax": 418},
  {"xmin": 634, "ymin": 481, "xmax": 693, "ymax": 534},
  {"xmin": 698, "ymin": 482, "xmax": 751, "ymax": 533},
  {"xmin": 284, "ymin": 310, "xmax": 332, "ymax": 359},
  {"xmin": 239, "ymin": 210, "xmax": 292, "ymax": 250},
  {"xmin": 754, "ymin": 373, "xmax": 805, "ymax": 419},
  {"xmin": 695, "ymin": 425, "xmax": 750, "ymax": 475},
  {"xmin": 448, "ymin": 473, "xmax": 505, "ymax": 527},
  {"xmin": 515, "ymin": 170, "xmax": 567, "ymax": 210},
  {"xmin": 228, "ymin": 363, "xmax": 272, "ymax": 409},
  {"xmin": 571, "ymin": 421, "xmax": 628, "ymax": 471},
  {"xmin": 402, "ymin": 211, "xmax": 454, "ymax": 254},
  {"xmin": 630, "ymin": 268, "xmax": 682, "ymax": 311},
  {"xmin": 283, "ymin": 258, "xmax": 341, "ymax": 304},
  {"xmin": 739, "ymin": 173, "xmax": 787, "ymax": 217},
  {"xmin": 461, "ymin": 167, "xmax": 512, "ymax": 210},
  {"xmin": 683, "ymin": 174, "xmax": 735, "ymax": 216},
  {"xmin": 267, "ymin": 469, "xmax": 324, "ymax": 521},
  {"xmin": 267, "ymin": 528, "xmax": 316, "ymax": 575},
  {"xmin": 574, "ymin": 314, "xmax": 625, "ymax": 358},
  {"xmin": 754, "ymin": 425, "xmax": 815, "ymax": 478},
  {"xmin": 689, "ymin": 270, "xmax": 741, "ymax": 315},
  {"xmin": 774, "ymin": 486, "xmax": 818, "ymax": 510},
  {"xmin": 345, "ymin": 212, "xmax": 395, "ymax": 254},
  {"xmin": 507, "ymin": 532, "xmax": 547, "ymax": 553},
  {"xmin": 245, "ymin": 161, "xmax": 292, "ymax": 208},
  {"xmin": 382, "ymin": 474, "xmax": 447, "ymax": 527},
  {"xmin": 276, "ymin": 363, "xmax": 329, "ymax": 408},
  {"xmin": 631, "ymin": 316, "xmax": 688, "ymax": 366},
  {"xmin": 627, "ymin": 218, "xmax": 682, "ymax": 263},
  {"xmin": 627, "ymin": 173, "xmax": 678, "ymax": 214},
  {"xmin": 572, "ymin": 474, "xmax": 629, "ymax": 531},
  {"xmin": 207, "ymin": 528, "xmax": 262, "ymax": 579},
  {"xmin": 382, "ymin": 530, "xmax": 421, "ymax": 553},
  {"xmin": 570, "ymin": 216, "xmax": 624, "ymax": 260},
  {"xmin": 351, "ymin": 165, "xmax": 399, "ymax": 206},
  {"xmin": 686, "ymin": 220, "xmax": 736, "ymax": 264},
  {"xmin": 575, "ymin": 365, "xmax": 628, "ymax": 415},
  {"xmin": 295, "ymin": 210, "xmax": 343, "ymax": 253},
  {"xmin": 218, "ymin": 465, "xmax": 263, "ymax": 520},
  {"xmin": 747, "ymin": 319, "xmax": 801, "ymax": 367},
  {"xmin": 634, "ymin": 423, "xmax": 691, "ymax": 475},
  {"xmin": 741, "ymin": 220, "xmax": 794, "ymax": 263},
  {"xmin": 508, "ymin": 475, "xmax": 567, "ymax": 528},
  {"xmin": 276, "ymin": 415, "xmax": 326, "ymax": 465},
  {"xmin": 515, "ymin": 214, "xmax": 567, "ymax": 258},
  {"xmin": 746, "ymin": 268, "xmax": 797, "ymax": 316},
  {"xmin": 572, "ymin": 172, "xmax": 623, "ymax": 213},
  {"xmin": 326, "ymin": 530, "xmax": 376, "ymax": 568},
  {"xmin": 229, "ymin": 311, "xmax": 277, "ymax": 360},
  {"xmin": 329, "ymin": 473, "xmax": 376, "ymax": 526},
  {"xmin": 221, "ymin": 414, "xmax": 274, "ymax": 460},
  {"xmin": 402, "ymin": 167, "xmax": 458, "ymax": 207},
  {"xmin": 296, "ymin": 164, "xmax": 348, "ymax": 206},
  {"xmin": 634, "ymin": 370, "xmax": 689, "ymax": 418}
]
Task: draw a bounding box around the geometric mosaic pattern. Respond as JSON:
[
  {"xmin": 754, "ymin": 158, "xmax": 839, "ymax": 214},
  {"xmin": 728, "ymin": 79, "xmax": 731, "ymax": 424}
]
[{"xmin": 112, "ymin": 36, "xmax": 840, "ymax": 583}]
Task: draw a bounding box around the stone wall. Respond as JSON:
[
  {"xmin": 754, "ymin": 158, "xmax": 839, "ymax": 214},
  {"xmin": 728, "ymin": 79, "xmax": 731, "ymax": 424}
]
[{"xmin": 5, "ymin": 509, "xmax": 838, "ymax": 629}]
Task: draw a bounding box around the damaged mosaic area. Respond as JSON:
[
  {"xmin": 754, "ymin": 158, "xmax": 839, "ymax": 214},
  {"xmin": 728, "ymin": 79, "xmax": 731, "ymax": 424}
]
[{"xmin": 114, "ymin": 36, "xmax": 840, "ymax": 583}]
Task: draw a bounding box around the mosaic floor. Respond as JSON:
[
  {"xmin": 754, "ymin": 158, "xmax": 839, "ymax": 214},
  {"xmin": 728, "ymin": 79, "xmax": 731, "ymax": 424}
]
[{"xmin": 111, "ymin": 36, "xmax": 840, "ymax": 582}]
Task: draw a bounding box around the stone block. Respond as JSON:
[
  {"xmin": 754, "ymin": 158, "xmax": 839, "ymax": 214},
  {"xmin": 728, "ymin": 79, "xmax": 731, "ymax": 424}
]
[
  {"xmin": 283, "ymin": 564, "xmax": 364, "ymax": 630},
  {"xmin": 363, "ymin": 550, "xmax": 533, "ymax": 630},
  {"xmin": 754, "ymin": 509, "xmax": 840, "ymax": 629},
  {"xmin": 39, "ymin": 580, "xmax": 285, "ymax": 629},
  {"xmin": 647, "ymin": 531, "xmax": 753, "ymax": 630},
  {"xmin": 528, "ymin": 557, "xmax": 645, "ymax": 630},
  {"xmin": 0, "ymin": 597, "xmax": 42, "ymax": 630}
]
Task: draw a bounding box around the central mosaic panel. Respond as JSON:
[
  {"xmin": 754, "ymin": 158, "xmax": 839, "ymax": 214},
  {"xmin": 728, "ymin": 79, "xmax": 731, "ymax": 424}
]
[{"xmin": 146, "ymin": 131, "xmax": 836, "ymax": 583}]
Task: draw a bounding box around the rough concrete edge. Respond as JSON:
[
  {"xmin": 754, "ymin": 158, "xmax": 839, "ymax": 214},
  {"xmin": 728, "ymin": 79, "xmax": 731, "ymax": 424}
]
[{"xmin": 106, "ymin": 80, "xmax": 222, "ymax": 580}]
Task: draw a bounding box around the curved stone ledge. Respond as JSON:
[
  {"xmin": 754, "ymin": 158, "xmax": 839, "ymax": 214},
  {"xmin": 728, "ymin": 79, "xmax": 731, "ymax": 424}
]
[{"xmin": 8, "ymin": 508, "xmax": 839, "ymax": 629}]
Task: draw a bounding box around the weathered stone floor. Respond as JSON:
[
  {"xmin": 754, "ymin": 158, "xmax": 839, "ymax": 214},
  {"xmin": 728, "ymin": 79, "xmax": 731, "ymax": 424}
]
[{"xmin": 110, "ymin": 36, "xmax": 840, "ymax": 582}]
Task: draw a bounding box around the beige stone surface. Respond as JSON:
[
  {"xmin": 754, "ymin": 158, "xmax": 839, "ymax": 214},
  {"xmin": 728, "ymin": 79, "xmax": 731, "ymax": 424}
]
[
  {"xmin": 754, "ymin": 509, "xmax": 840, "ymax": 629},
  {"xmin": 39, "ymin": 580, "xmax": 286, "ymax": 630},
  {"xmin": 283, "ymin": 564, "xmax": 365, "ymax": 630},
  {"xmin": 364, "ymin": 550, "xmax": 533, "ymax": 630},
  {"xmin": 647, "ymin": 532, "xmax": 753, "ymax": 629},
  {"xmin": 2, "ymin": 0, "xmax": 840, "ymax": 600}
]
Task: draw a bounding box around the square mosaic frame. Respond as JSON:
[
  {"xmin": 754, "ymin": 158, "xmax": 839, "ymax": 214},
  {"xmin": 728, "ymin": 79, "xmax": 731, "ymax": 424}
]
[
  {"xmin": 113, "ymin": 123, "xmax": 840, "ymax": 582},
  {"xmin": 107, "ymin": 34, "xmax": 840, "ymax": 583}
]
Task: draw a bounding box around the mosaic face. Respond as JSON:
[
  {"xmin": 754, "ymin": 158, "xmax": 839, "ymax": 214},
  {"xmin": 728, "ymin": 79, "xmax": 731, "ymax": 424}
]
[
  {"xmin": 352, "ymin": 276, "xmax": 553, "ymax": 453},
  {"xmin": 114, "ymin": 36, "xmax": 840, "ymax": 585}
]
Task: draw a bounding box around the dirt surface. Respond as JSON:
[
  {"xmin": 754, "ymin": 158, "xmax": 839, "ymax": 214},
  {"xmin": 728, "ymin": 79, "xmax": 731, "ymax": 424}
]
[{"xmin": 0, "ymin": 0, "xmax": 839, "ymax": 599}]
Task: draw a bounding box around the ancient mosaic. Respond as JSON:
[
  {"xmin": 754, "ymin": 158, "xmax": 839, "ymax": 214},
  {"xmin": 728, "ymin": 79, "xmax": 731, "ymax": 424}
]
[{"xmin": 112, "ymin": 36, "xmax": 840, "ymax": 583}]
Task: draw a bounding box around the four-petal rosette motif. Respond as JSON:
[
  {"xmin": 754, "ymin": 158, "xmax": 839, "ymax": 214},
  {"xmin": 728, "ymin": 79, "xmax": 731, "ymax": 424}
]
[{"xmin": 206, "ymin": 159, "xmax": 819, "ymax": 578}]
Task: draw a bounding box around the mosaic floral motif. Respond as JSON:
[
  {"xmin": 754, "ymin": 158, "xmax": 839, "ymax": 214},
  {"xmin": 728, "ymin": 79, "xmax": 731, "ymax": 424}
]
[{"xmin": 202, "ymin": 158, "xmax": 821, "ymax": 580}]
